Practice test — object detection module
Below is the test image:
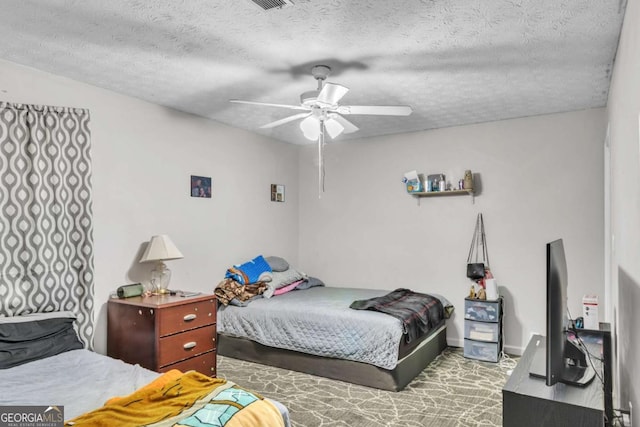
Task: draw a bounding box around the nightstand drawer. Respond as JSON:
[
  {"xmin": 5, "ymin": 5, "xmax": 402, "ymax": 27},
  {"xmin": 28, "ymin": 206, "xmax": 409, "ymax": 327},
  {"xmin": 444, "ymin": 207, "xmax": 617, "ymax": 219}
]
[
  {"xmin": 159, "ymin": 351, "xmax": 217, "ymax": 377},
  {"xmin": 158, "ymin": 325, "xmax": 216, "ymax": 366},
  {"xmin": 158, "ymin": 298, "xmax": 216, "ymax": 336}
]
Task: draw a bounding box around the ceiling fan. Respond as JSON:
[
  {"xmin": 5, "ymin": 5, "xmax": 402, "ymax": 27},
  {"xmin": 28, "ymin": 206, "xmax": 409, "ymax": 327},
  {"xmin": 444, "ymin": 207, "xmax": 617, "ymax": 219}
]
[
  {"xmin": 230, "ymin": 65, "xmax": 413, "ymax": 196},
  {"xmin": 229, "ymin": 64, "xmax": 413, "ymax": 141}
]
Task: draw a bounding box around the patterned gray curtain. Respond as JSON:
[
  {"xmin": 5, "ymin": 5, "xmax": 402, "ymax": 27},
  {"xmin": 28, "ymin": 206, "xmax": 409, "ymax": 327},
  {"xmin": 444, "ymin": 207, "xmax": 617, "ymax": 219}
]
[{"xmin": 0, "ymin": 102, "xmax": 94, "ymax": 348}]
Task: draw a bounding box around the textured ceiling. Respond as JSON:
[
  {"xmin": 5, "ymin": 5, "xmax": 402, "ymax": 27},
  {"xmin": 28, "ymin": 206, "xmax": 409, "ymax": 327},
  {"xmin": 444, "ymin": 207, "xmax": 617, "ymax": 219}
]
[{"xmin": 0, "ymin": 0, "xmax": 627, "ymax": 145}]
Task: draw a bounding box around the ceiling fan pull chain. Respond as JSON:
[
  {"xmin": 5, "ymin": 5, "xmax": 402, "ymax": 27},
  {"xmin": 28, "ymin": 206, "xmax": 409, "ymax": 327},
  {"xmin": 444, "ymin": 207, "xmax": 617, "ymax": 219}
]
[
  {"xmin": 318, "ymin": 121, "xmax": 326, "ymax": 199},
  {"xmin": 322, "ymin": 132, "xmax": 326, "ymax": 194}
]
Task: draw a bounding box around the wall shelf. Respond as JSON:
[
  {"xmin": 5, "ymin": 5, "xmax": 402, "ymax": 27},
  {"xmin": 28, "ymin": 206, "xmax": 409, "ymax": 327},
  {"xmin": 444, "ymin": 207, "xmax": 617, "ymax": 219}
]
[{"xmin": 410, "ymin": 189, "xmax": 475, "ymax": 205}]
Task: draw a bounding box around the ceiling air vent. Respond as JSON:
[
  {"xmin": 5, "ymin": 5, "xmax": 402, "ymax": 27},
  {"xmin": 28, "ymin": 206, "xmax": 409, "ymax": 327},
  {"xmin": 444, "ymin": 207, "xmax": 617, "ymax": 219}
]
[{"xmin": 249, "ymin": 0, "xmax": 294, "ymax": 10}]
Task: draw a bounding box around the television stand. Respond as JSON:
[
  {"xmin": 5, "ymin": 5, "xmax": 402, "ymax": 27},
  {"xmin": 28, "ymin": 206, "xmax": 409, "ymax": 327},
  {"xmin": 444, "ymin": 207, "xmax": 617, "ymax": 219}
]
[{"xmin": 503, "ymin": 324, "xmax": 612, "ymax": 427}]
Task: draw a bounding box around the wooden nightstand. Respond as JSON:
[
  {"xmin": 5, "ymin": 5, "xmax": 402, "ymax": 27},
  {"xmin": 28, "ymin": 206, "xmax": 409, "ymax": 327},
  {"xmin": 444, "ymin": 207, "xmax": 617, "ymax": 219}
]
[{"xmin": 107, "ymin": 293, "xmax": 217, "ymax": 377}]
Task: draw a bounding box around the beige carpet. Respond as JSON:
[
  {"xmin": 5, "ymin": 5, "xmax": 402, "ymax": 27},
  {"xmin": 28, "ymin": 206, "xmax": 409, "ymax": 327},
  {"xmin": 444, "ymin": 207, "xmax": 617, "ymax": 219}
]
[{"xmin": 217, "ymin": 347, "xmax": 517, "ymax": 427}]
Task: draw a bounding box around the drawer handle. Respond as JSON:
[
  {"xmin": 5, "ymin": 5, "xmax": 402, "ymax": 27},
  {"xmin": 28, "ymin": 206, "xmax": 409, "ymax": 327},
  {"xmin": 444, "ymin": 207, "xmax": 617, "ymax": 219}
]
[
  {"xmin": 183, "ymin": 314, "xmax": 197, "ymax": 321},
  {"xmin": 183, "ymin": 341, "xmax": 197, "ymax": 350}
]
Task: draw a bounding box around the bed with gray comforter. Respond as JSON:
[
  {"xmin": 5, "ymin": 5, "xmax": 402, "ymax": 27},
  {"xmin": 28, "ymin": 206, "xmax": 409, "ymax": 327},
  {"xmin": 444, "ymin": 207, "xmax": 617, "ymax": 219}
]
[{"xmin": 217, "ymin": 286, "xmax": 450, "ymax": 390}]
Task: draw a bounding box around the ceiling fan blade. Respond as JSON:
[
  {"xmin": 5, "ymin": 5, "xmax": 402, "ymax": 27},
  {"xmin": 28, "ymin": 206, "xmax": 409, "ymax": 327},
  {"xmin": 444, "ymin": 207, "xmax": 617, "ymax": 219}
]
[
  {"xmin": 337, "ymin": 105, "xmax": 413, "ymax": 116},
  {"xmin": 260, "ymin": 112, "xmax": 311, "ymax": 129},
  {"xmin": 316, "ymin": 83, "xmax": 349, "ymax": 106},
  {"xmin": 328, "ymin": 113, "xmax": 359, "ymax": 134},
  {"xmin": 230, "ymin": 99, "xmax": 309, "ymax": 111}
]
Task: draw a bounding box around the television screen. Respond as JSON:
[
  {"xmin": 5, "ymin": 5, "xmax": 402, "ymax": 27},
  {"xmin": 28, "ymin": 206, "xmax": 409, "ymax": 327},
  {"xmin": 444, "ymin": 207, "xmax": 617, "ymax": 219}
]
[{"xmin": 529, "ymin": 239, "xmax": 595, "ymax": 386}]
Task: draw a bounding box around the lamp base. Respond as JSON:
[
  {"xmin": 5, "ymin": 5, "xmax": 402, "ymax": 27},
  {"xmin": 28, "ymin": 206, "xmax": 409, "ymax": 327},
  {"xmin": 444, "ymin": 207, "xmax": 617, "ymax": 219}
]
[{"xmin": 150, "ymin": 262, "xmax": 172, "ymax": 295}]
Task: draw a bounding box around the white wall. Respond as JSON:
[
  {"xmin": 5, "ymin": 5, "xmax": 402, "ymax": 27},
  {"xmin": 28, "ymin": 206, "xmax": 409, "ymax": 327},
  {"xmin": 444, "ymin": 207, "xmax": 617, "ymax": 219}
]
[
  {"xmin": 0, "ymin": 54, "xmax": 613, "ymax": 364},
  {"xmin": 606, "ymin": 0, "xmax": 640, "ymax": 420},
  {"xmin": 0, "ymin": 59, "xmax": 300, "ymax": 354},
  {"xmin": 298, "ymin": 109, "xmax": 606, "ymax": 353}
]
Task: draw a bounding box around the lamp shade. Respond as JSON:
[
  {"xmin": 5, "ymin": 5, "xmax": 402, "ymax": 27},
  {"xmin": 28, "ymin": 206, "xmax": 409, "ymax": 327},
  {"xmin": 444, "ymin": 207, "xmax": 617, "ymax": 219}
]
[
  {"xmin": 139, "ymin": 235, "xmax": 184, "ymax": 263},
  {"xmin": 300, "ymin": 116, "xmax": 321, "ymax": 141}
]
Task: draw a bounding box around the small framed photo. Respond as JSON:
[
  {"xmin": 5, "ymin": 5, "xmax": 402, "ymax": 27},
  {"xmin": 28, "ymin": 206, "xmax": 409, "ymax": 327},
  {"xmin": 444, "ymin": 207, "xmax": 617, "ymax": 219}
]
[
  {"xmin": 191, "ymin": 175, "xmax": 211, "ymax": 198},
  {"xmin": 271, "ymin": 184, "xmax": 285, "ymax": 202}
]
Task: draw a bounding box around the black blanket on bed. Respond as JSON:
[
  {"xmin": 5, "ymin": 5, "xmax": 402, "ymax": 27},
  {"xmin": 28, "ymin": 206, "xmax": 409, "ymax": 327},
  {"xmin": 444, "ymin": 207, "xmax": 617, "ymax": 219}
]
[{"xmin": 349, "ymin": 288, "xmax": 445, "ymax": 344}]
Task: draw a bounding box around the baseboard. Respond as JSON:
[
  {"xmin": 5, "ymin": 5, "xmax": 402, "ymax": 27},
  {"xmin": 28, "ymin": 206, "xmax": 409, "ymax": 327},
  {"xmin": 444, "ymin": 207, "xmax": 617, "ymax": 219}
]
[
  {"xmin": 448, "ymin": 337, "xmax": 464, "ymax": 348},
  {"xmin": 503, "ymin": 343, "xmax": 524, "ymax": 356}
]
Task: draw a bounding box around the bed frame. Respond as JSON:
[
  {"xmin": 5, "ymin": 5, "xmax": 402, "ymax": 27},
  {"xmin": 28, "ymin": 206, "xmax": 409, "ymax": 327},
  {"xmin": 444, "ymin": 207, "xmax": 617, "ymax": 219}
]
[{"xmin": 217, "ymin": 323, "xmax": 447, "ymax": 392}]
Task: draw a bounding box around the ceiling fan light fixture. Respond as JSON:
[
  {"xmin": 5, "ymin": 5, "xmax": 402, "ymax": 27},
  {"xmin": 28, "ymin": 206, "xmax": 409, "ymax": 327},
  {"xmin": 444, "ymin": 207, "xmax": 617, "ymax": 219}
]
[
  {"xmin": 328, "ymin": 113, "xmax": 359, "ymax": 134},
  {"xmin": 300, "ymin": 116, "xmax": 320, "ymax": 141},
  {"xmin": 324, "ymin": 117, "xmax": 344, "ymax": 139}
]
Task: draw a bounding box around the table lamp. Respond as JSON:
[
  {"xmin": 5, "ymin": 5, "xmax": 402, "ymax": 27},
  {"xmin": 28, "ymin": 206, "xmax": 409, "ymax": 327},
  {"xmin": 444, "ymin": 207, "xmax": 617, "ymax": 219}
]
[{"xmin": 139, "ymin": 235, "xmax": 184, "ymax": 294}]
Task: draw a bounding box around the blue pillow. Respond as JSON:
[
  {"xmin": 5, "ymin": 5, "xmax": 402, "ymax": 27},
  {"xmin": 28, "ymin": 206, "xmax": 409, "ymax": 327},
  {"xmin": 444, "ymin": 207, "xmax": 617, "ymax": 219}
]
[{"xmin": 225, "ymin": 255, "xmax": 272, "ymax": 285}]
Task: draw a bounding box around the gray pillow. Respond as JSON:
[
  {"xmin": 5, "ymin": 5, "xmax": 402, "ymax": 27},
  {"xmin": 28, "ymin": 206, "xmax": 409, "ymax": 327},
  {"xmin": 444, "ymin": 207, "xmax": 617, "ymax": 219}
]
[
  {"xmin": 0, "ymin": 312, "xmax": 83, "ymax": 369},
  {"xmin": 429, "ymin": 293, "xmax": 455, "ymax": 318},
  {"xmin": 295, "ymin": 276, "xmax": 325, "ymax": 290},
  {"xmin": 265, "ymin": 256, "xmax": 289, "ymax": 272},
  {"xmin": 263, "ymin": 268, "xmax": 307, "ymax": 298}
]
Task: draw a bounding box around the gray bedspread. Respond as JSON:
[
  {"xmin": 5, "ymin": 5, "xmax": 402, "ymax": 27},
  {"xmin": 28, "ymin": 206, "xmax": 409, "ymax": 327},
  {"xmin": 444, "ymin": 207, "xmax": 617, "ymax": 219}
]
[
  {"xmin": 218, "ymin": 287, "xmax": 409, "ymax": 370},
  {"xmin": 0, "ymin": 349, "xmax": 158, "ymax": 419},
  {"xmin": 0, "ymin": 349, "xmax": 291, "ymax": 426}
]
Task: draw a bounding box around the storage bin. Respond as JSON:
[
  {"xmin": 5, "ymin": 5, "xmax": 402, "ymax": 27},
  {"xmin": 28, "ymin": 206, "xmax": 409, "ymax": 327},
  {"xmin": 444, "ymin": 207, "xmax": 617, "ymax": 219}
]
[
  {"xmin": 464, "ymin": 320, "xmax": 500, "ymax": 342},
  {"xmin": 464, "ymin": 298, "xmax": 501, "ymax": 322},
  {"xmin": 464, "ymin": 339, "xmax": 500, "ymax": 362}
]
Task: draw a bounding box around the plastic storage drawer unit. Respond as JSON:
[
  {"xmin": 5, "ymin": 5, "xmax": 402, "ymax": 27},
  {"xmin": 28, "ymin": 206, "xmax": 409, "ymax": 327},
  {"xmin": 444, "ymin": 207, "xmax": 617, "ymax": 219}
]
[
  {"xmin": 464, "ymin": 299, "xmax": 501, "ymax": 322},
  {"xmin": 463, "ymin": 297, "xmax": 503, "ymax": 362},
  {"xmin": 464, "ymin": 339, "xmax": 500, "ymax": 362},
  {"xmin": 464, "ymin": 320, "xmax": 500, "ymax": 342}
]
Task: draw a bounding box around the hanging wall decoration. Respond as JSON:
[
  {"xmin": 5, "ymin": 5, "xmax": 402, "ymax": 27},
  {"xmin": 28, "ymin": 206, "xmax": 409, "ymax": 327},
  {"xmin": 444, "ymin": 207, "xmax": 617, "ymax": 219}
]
[
  {"xmin": 271, "ymin": 184, "xmax": 285, "ymax": 202},
  {"xmin": 190, "ymin": 175, "xmax": 212, "ymax": 198}
]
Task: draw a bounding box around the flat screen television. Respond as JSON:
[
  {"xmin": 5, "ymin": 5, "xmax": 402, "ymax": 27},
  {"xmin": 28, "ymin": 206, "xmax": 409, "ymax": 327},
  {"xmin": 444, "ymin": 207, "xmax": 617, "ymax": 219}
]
[{"xmin": 529, "ymin": 238, "xmax": 595, "ymax": 386}]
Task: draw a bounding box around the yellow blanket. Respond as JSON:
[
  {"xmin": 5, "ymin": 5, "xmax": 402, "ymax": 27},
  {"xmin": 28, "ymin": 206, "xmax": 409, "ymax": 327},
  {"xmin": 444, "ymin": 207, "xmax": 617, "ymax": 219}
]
[{"xmin": 66, "ymin": 371, "xmax": 284, "ymax": 427}]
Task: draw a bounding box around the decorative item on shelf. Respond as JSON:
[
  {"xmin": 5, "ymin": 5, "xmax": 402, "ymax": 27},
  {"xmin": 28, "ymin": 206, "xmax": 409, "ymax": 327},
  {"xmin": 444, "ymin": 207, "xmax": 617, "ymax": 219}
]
[
  {"xmin": 463, "ymin": 170, "xmax": 474, "ymax": 190},
  {"xmin": 402, "ymin": 170, "xmax": 423, "ymax": 193},
  {"xmin": 139, "ymin": 235, "xmax": 184, "ymax": 295},
  {"xmin": 427, "ymin": 174, "xmax": 443, "ymax": 192}
]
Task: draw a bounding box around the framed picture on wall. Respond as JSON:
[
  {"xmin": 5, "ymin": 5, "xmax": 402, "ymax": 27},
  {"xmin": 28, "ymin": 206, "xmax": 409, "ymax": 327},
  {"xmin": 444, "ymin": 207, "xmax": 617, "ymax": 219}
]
[
  {"xmin": 191, "ymin": 175, "xmax": 212, "ymax": 198},
  {"xmin": 271, "ymin": 184, "xmax": 285, "ymax": 202}
]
